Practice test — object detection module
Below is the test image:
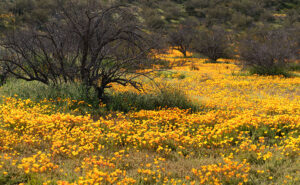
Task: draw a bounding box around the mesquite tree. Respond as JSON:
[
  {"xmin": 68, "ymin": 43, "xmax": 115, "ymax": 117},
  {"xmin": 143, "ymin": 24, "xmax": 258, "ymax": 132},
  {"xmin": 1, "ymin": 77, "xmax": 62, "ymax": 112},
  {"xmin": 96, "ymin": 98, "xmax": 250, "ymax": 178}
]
[
  {"xmin": 167, "ymin": 19, "xmax": 198, "ymax": 57},
  {"xmin": 0, "ymin": 0, "xmax": 156, "ymax": 99},
  {"xmin": 192, "ymin": 27, "xmax": 231, "ymax": 62},
  {"xmin": 239, "ymin": 29, "xmax": 298, "ymax": 75}
]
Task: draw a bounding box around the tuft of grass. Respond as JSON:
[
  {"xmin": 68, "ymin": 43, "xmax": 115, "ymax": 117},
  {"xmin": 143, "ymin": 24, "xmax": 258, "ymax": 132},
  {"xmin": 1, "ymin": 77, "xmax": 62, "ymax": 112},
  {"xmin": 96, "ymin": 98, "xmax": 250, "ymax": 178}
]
[
  {"xmin": 0, "ymin": 79, "xmax": 99, "ymax": 114},
  {"xmin": 189, "ymin": 62, "xmax": 199, "ymax": 71},
  {"xmin": 156, "ymin": 71, "xmax": 186, "ymax": 79},
  {"xmin": 0, "ymin": 79, "xmax": 98, "ymax": 103},
  {"xmin": 0, "ymin": 173, "xmax": 27, "ymax": 185},
  {"xmin": 104, "ymin": 87, "xmax": 199, "ymax": 113}
]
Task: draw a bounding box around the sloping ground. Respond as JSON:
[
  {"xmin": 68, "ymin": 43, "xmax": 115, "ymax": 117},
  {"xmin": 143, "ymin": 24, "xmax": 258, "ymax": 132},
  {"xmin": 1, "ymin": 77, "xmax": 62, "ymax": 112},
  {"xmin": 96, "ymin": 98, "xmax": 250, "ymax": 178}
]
[{"xmin": 0, "ymin": 50, "xmax": 299, "ymax": 184}]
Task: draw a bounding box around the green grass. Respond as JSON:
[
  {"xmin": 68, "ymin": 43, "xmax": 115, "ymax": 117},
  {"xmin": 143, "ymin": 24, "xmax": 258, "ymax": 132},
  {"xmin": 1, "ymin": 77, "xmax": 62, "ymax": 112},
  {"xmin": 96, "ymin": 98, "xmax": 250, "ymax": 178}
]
[
  {"xmin": 0, "ymin": 79, "xmax": 200, "ymax": 114},
  {"xmin": 288, "ymin": 63, "xmax": 300, "ymax": 71},
  {"xmin": 0, "ymin": 173, "xmax": 27, "ymax": 185},
  {"xmin": 0, "ymin": 79, "xmax": 99, "ymax": 114},
  {"xmin": 104, "ymin": 87, "xmax": 199, "ymax": 113},
  {"xmin": 0, "ymin": 79, "xmax": 98, "ymax": 104},
  {"xmin": 155, "ymin": 71, "xmax": 186, "ymax": 79}
]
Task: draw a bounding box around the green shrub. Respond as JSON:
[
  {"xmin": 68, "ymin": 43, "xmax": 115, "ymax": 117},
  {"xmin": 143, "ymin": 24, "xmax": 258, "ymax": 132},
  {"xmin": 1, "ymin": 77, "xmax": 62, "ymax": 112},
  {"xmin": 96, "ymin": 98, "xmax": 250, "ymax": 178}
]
[
  {"xmin": 104, "ymin": 87, "xmax": 199, "ymax": 112},
  {"xmin": 248, "ymin": 66, "xmax": 290, "ymax": 77}
]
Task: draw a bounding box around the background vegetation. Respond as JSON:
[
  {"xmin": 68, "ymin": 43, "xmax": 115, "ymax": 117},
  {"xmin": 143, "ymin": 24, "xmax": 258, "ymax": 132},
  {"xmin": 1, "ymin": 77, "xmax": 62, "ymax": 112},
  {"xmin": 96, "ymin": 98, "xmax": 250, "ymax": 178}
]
[{"xmin": 0, "ymin": 0, "xmax": 299, "ymax": 78}]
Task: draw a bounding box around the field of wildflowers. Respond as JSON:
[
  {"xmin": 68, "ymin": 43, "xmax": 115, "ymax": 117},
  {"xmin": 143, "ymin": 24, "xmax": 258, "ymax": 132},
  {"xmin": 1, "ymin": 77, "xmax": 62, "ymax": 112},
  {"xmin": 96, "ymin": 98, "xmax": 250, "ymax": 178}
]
[{"xmin": 0, "ymin": 50, "xmax": 299, "ymax": 184}]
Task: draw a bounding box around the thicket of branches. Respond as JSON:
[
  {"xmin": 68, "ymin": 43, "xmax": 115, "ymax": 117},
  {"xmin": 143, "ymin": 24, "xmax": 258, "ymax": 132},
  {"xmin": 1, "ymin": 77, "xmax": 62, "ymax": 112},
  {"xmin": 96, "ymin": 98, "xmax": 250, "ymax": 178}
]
[
  {"xmin": 192, "ymin": 27, "xmax": 232, "ymax": 62},
  {"xmin": 167, "ymin": 19, "xmax": 198, "ymax": 57},
  {"xmin": 0, "ymin": 0, "xmax": 157, "ymax": 99},
  {"xmin": 239, "ymin": 28, "xmax": 299, "ymax": 75}
]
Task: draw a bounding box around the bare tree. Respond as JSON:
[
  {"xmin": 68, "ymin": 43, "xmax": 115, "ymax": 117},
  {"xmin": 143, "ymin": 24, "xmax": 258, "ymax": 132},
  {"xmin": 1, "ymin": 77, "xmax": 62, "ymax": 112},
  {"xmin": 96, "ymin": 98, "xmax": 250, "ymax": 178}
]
[
  {"xmin": 167, "ymin": 19, "xmax": 198, "ymax": 57},
  {"xmin": 0, "ymin": 0, "xmax": 156, "ymax": 99},
  {"xmin": 239, "ymin": 29, "xmax": 298, "ymax": 75},
  {"xmin": 192, "ymin": 27, "xmax": 231, "ymax": 62}
]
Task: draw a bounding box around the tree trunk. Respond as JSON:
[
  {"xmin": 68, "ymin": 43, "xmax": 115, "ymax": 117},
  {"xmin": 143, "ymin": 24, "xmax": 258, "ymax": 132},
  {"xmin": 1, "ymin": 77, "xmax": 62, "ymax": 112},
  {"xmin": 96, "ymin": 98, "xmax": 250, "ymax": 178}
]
[
  {"xmin": 182, "ymin": 50, "xmax": 187, "ymax": 58},
  {"xmin": 96, "ymin": 86, "xmax": 105, "ymax": 100}
]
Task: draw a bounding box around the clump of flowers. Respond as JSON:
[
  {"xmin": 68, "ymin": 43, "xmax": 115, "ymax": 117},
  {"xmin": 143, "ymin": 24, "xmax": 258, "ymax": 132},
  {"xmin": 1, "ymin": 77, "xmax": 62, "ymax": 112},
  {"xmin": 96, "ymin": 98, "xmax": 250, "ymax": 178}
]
[
  {"xmin": 192, "ymin": 158, "xmax": 250, "ymax": 184},
  {"xmin": 18, "ymin": 152, "xmax": 58, "ymax": 174}
]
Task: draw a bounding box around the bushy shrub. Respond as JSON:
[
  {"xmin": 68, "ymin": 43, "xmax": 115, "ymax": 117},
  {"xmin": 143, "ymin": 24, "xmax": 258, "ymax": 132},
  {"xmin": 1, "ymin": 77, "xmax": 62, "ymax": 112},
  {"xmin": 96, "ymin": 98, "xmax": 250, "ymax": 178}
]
[
  {"xmin": 239, "ymin": 29, "xmax": 298, "ymax": 76},
  {"xmin": 104, "ymin": 86, "xmax": 199, "ymax": 112}
]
